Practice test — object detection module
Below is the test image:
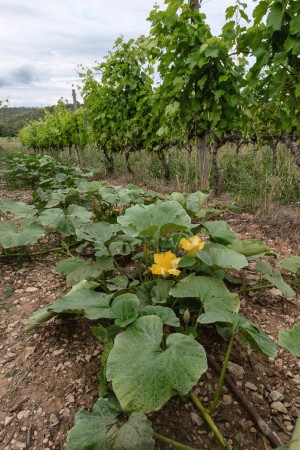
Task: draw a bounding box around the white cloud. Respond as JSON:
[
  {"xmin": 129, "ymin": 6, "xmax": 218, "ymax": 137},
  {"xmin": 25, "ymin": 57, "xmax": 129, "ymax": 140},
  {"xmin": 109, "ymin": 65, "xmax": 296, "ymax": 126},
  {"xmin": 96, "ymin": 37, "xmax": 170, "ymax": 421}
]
[{"xmin": 0, "ymin": 0, "xmax": 255, "ymax": 107}]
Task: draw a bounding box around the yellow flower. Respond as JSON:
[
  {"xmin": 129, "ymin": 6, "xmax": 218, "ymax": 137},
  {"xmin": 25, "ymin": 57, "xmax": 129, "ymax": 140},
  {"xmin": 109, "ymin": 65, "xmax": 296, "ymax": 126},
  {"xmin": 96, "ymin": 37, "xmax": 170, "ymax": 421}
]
[
  {"xmin": 150, "ymin": 251, "xmax": 181, "ymax": 277},
  {"xmin": 180, "ymin": 235, "xmax": 205, "ymax": 256}
]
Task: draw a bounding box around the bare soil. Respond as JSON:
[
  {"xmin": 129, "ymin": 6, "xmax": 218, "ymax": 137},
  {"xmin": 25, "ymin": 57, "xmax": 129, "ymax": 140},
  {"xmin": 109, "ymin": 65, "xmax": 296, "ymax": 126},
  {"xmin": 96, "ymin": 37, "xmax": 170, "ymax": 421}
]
[{"xmin": 0, "ymin": 182, "xmax": 299, "ymax": 450}]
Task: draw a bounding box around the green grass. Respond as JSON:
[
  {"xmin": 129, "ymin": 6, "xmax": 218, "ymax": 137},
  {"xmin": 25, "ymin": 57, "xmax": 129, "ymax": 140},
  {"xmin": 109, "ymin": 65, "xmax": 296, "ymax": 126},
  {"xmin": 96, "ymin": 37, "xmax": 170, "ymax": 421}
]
[
  {"xmin": 1, "ymin": 139, "xmax": 299, "ymax": 212},
  {"xmin": 79, "ymin": 143, "xmax": 300, "ymax": 212}
]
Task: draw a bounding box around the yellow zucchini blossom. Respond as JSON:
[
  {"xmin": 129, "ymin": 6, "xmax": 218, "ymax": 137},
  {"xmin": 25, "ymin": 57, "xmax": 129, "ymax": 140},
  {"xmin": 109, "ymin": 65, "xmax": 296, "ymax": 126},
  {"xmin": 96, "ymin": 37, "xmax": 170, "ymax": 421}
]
[
  {"xmin": 150, "ymin": 251, "xmax": 181, "ymax": 277},
  {"xmin": 180, "ymin": 235, "xmax": 205, "ymax": 256}
]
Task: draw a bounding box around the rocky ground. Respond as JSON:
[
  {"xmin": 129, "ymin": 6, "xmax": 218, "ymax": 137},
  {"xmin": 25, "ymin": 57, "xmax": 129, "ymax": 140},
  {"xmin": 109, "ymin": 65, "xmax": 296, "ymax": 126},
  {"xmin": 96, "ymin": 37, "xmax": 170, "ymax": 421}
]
[{"xmin": 0, "ymin": 182, "xmax": 299, "ymax": 450}]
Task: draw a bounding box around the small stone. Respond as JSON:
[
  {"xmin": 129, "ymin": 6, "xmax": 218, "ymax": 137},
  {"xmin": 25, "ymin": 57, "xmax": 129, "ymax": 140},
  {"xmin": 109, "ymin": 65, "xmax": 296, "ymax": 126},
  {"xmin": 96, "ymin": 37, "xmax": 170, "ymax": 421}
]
[
  {"xmin": 15, "ymin": 443, "xmax": 26, "ymax": 450},
  {"xmin": 245, "ymin": 382, "xmax": 258, "ymax": 391},
  {"xmin": 269, "ymin": 288, "xmax": 282, "ymax": 296},
  {"xmin": 53, "ymin": 349, "xmax": 64, "ymax": 357},
  {"xmin": 17, "ymin": 411, "xmax": 25, "ymax": 420},
  {"xmin": 4, "ymin": 416, "xmax": 14, "ymax": 426},
  {"xmin": 55, "ymin": 363, "xmax": 64, "ymax": 372},
  {"xmin": 24, "ymin": 347, "xmax": 36, "ymax": 361},
  {"xmin": 66, "ymin": 394, "xmax": 75, "ymax": 403},
  {"xmin": 271, "ymin": 401, "xmax": 288, "ymax": 414},
  {"xmin": 50, "ymin": 413, "xmax": 59, "ymax": 427},
  {"xmin": 270, "ymin": 390, "xmax": 284, "ymax": 402},
  {"xmin": 223, "ymin": 394, "xmax": 233, "ymax": 405},
  {"xmin": 190, "ymin": 412, "xmax": 204, "ymax": 426},
  {"xmin": 25, "ymin": 287, "xmax": 39, "ymax": 293},
  {"xmin": 62, "ymin": 407, "xmax": 71, "ymax": 418},
  {"xmin": 227, "ymin": 362, "xmax": 245, "ymax": 380},
  {"xmin": 250, "ymin": 427, "xmax": 256, "ymax": 433}
]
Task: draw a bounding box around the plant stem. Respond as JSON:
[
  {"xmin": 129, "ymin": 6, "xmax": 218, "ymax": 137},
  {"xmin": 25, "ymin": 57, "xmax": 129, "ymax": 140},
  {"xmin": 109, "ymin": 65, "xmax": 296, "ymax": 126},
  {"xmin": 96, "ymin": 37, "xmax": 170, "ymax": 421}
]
[
  {"xmin": 154, "ymin": 239, "xmax": 160, "ymax": 253},
  {"xmin": 61, "ymin": 239, "xmax": 73, "ymax": 257},
  {"xmin": 189, "ymin": 392, "xmax": 229, "ymax": 449},
  {"xmin": 174, "ymin": 231, "xmax": 183, "ymax": 253},
  {"xmin": 0, "ymin": 247, "xmax": 65, "ymax": 258},
  {"xmin": 143, "ymin": 243, "xmax": 149, "ymax": 267},
  {"xmin": 192, "ymin": 302, "xmax": 204, "ymax": 330},
  {"xmin": 210, "ymin": 332, "xmax": 235, "ymax": 414},
  {"xmin": 237, "ymin": 283, "xmax": 273, "ymax": 294},
  {"xmin": 153, "ymin": 432, "xmax": 198, "ymax": 450},
  {"xmin": 110, "ymin": 253, "xmax": 135, "ymax": 281}
]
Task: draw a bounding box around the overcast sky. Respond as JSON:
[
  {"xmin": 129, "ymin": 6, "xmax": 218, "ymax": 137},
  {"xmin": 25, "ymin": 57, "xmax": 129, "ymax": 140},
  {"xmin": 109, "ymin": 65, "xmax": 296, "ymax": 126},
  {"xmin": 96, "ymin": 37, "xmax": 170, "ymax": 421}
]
[{"xmin": 0, "ymin": 0, "xmax": 254, "ymax": 107}]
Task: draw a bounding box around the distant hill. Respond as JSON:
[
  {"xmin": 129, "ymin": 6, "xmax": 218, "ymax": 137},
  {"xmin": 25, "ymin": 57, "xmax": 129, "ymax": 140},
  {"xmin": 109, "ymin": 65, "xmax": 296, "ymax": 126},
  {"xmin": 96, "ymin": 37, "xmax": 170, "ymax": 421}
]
[
  {"xmin": 0, "ymin": 103, "xmax": 80, "ymax": 137},
  {"xmin": 0, "ymin": 107, "xmax": 46, "ymax": 137}
]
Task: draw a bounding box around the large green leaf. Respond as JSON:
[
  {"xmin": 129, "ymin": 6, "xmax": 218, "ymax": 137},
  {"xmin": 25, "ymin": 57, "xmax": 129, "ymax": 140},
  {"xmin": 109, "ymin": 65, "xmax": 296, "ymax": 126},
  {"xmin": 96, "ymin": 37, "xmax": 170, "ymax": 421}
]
[
  {"xmin": 66, "ymin": 396, "xmax": 154, "ymax": 450},
  {"xmin": 280, "ymin": 256, "xmax": 300, "ymax": 274},
  {"xmin": 56, "ymin": 257, "xmax": 86, "ymax": 276},
  {"xmin": 170, "ymin": 274, "xmax": 235, "ymax": 312},
  {"xmin": 25, "ymin": 306, "xmax": 57, "ymax": 333},
  {"xmin": 76, "ymin": 222, "xmax": 120, "ymax": 243},
  {"xmin": 65, "ymin": 260, "xmax": 105, "ymax": 286},
  {"xmin": 117, "ymin": 201, "xmax": 191, "ymax": 239},
  {"xmin": 139, "ymin": 306, "xmax": 180, "ymax": 327},
  {"xmin": 0, "ymin": 221, "xmax": 45, "ymax": 248},
  {"xmin": 109, "ymin": 294, "xmax": 139, "ymax": 327},
  {"xmin": 0, "ymin": 199, "xmax": 37, "ymax": 218},
  {"xmin": 106, "ymin": 316, "xmax": 207, "ymax": 413},
  {"xmin": 198, "ymin": 312, "xmax": 277, "ymax": 357},
  {"xmin": 255, "ymin": 259, "xmax": 273, "ymax": 275},
  {"xmin": 49, "ymin": 290, "xmax": 112, "ymax": 320},
  {"xmin": 196, "ymin": 243, "xmax": 248, "ymax": 270},
  {"xmin": 39, "ymin": 204, "xmax": 92, "ymax": 236},
  {"xmin": 267, "ymin": 2, "xmax": 283, "ymax": 31},
  {"xmin": 45, "ymin": 191, "xmax": 69, "ymax": 208},
  {"xmin": 278, "ymin": 323, "xmax": 300, "ymax": 357},
  {"xmin": 228, "ymin": 239, "xmax": 274, "ymax": 258},
  {"xmin": 184, "ymin": 191, "xmax": 209, "ymax": 214},
  {"xmin": 263, "ymin": 270, "xmax": 295, "ymax": 298},
  {"xmin": 200, "ymin": 221, "xmax": 237, "ymax": 245},
  {"xmin": 290, "ymin": 15, "xmax": 300, "ymax": 35},
  {"xmin": 151, "ymin": 279, "xmax": 174, "ymax": 304}
]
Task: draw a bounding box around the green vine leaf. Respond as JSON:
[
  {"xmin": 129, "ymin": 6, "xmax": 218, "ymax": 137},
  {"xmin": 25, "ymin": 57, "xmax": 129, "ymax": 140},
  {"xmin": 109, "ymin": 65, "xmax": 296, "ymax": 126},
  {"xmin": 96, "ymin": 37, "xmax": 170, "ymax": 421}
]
[
  {"xmin": 200, "ymin": 221, "xmax": 237, "ymax": 245},
  {"xmin": 117, "ymin": 201, "xmax": 191, "ymax": 239},
  {"xmin": 263, "ymin": 270, "xmax": 295, "ymax": 298},
  {"xmin": 66, "ymin": 396, "xmax": 154, "ymax": 450},
  {"xmin": 24, "ymin": 306, "xmax": 57, "ymax": 333},
  {"xmin": 198, "ymin": 312, "xmax": 277, "ymax": 357},
  {"xmin": 109, "ymin": 293, "xmax": 140, "ymax": 327},
  {"xmin": 196, "ymin": 243, "xmax": 248, "ymax": 270},
  {"xmin": 280, "ymin": 256, "xmax": 300, "ymax": 274},
  {"xmin": 139, "ymin": 306, "xmax": 180, "ymax": 327},
  {"xmin": 39, "ymin": 204, "xmax": 92, "ymax": 236},
  {"xmin": 227, "ymin": 239, "xmax": 274, "ymax": 258},
  {"xmin": 76, "ymin": 222, "xmax": 120, "ymax": 243},
  {"xmin": 49, "ymin": 290, "xmax": 112, "ymax": 320},
  {"xmin": 170, "ymin": 274, "xmax": 237, "ymax": 312},
  {"xmin": 278, "ymin": 323, "xmax": 300, "ymax": 358},
  {"xmin": 0, "ymin": 221, "xmax": 45, "ymax": 248},
  {"xmin": 106, "ymin": 315, "xmax": 207, "ymax": 413},
  {"xmin": 0, "ymin": 199, "xmax": 37, "ymax": 218}
]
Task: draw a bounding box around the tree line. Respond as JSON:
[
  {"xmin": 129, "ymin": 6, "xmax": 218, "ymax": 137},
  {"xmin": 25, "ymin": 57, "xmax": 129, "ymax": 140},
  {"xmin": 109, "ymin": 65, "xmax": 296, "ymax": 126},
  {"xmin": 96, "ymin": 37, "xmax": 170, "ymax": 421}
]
[{"xmin": 19, "ymin": 0, "xmax": 300, "ymax": 191}]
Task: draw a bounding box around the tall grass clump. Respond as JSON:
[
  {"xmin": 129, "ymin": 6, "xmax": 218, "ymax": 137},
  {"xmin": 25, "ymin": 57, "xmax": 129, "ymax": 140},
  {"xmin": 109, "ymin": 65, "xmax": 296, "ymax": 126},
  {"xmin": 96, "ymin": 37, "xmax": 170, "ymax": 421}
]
[{"xmin": 218, "ymin": 144, "xmax": 300, "ymax": 211}]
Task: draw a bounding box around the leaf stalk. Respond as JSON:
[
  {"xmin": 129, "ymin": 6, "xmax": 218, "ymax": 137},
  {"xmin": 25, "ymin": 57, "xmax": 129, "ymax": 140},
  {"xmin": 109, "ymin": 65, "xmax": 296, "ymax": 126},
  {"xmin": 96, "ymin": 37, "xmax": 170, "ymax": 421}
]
[
  {"xmin": 189, "ymin": 392, "xmax": 229, "ymax": 449},
  {"xmin": 210, "ymin": 332, "xmax": 235, "ymax": 413},
  {"xmin": 153, "ymin": 432, "xmax": 198, "ymax": 450}
]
